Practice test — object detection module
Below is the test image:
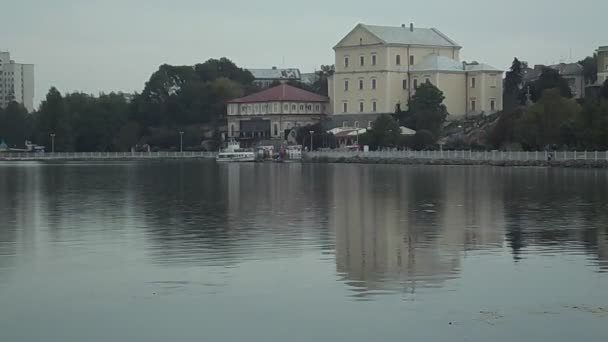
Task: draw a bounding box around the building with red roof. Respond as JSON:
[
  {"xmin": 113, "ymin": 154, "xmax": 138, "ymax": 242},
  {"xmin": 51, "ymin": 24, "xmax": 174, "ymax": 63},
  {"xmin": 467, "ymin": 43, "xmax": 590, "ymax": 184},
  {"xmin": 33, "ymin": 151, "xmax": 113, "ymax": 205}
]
[{"xmin": 226, "ymin": 84, "xmax": 329, "ymax": 140}]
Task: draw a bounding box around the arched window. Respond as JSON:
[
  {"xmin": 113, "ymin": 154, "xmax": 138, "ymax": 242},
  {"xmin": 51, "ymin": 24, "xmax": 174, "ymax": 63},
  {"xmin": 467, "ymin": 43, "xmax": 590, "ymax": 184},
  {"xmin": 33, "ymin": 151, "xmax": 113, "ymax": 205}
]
[
  {"xmin": 274, "ymin": 124, "xmax": 279, "ymax": 136},
  {"xmin": 292, "ymin": 104, "xmax": 297, "ymax": 111},
  {"xmin": 299, "ymin": 104, "xmax": 305, "ymax": 112}
]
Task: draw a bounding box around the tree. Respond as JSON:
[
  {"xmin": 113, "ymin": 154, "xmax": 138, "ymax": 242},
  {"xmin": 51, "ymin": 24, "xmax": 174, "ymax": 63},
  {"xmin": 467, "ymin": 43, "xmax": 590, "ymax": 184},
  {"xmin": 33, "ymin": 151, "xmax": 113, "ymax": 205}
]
[
  {"xmin": 528, "ymin": 67, "xmax": 573, "ymax": 102},
  {"xmin": 133, "ymin": 58, "xmax": 253, "ymax": 130},
  {"xmin": 295, "ymin": 123, "xmax": 336, "ymax": 150},
  {"xmin": 0, "ymin": 102, "xmax": 30, "ymax": 147},
  {"xmin": 400, "ymin": 82, "xmax": 447, "ymax": 137},
  {"xmin": 113, "ymin": 121, "xmax": 141, "ymax": 151},
  {"xmin": 34, "ymin": 87, "xmax": 73, "ymax": 151},
  {"xmin": 313, "ymin": 65, "xmax": 335, "ymax": 96},
  {"xmin": 488, "ymin": 108, "xmax": 526, "ymax": 149},
  {"xmin": 578, "ymin": 54, "xmax": 598, "ymax": 85},
  {"xmin": 412, "ymin": 130, "xmax": 436, "ymax": 150},
  {"xmin": 367, "ymin": 114, "xmax": 400, "ymax": 149},
  {"xmin": 504, "ymin": 58, "xmax": 525, "ymax": 110},
  {"xmin": 514, "ymin": 88, "xmax": 580, "ymax": 149}
]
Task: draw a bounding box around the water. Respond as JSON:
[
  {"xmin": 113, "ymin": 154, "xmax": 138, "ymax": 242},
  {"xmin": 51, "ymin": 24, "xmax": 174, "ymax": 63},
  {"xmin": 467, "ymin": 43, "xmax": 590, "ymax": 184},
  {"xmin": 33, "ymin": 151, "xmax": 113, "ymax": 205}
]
[{"xmin": 0, "ymin": 161, "xmax": 607, "ymax": 341}]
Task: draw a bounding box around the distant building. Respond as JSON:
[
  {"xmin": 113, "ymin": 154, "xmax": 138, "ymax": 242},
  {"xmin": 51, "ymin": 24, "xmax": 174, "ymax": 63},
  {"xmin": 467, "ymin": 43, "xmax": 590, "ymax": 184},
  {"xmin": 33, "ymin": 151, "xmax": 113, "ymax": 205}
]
[
  {"xmin": 248, "ymin": 67, "xmax": 302, "ymax": 88},
  {"xmin": 522, "ymin": 63, "xmax": 586, "ymax": 99},
  {"xmin": 226, "ymin": 84, "xmax": 329, "ymax": 141},
  {"xmin": 0, "ymin": 51, "xmax": 34, "ymax": 112},
  {"xmin": 598, "ymin": 46, "xmax": 608, "ymax": 85},
  {"xmin": 328, "ymin": 23, "xmax": 502, "ymax": 120},
  {"xmin": 300, "ymin": 72, "xmax": 319, "ymax": 86}
]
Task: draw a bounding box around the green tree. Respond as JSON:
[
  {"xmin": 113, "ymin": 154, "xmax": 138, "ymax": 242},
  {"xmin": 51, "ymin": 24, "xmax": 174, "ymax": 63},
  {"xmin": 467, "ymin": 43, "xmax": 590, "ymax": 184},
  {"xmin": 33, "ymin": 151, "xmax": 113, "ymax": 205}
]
[
  {"xmin": 578, "ymin": 55, "xmax": 598, "ymax": 85},
  {"xmin": 313, "ymin": 64, "xmax": 335, "ymax": 96},
  {"xmin": 488, "ymin": 108, "xmax": 526, "ymax": 149},
  {"xmin": 527, "ymin": 67, "xmax": 573, "ymax": 102},
  {"xmin": 0, "ymin": 102, "xmax": 30, "ymax": 147},
  {"xmin": 34, "ymin": 87, "xmax": 73, "ymax": 151},
  {"xmin": 113, "ymin": 121, "xmax": 141, "ymax": 151},
  {"xmin": 367, "ymin": 114, "xmax": 400, "ymax": 149},
  {"xmin": 412, "ymin": 129, "xmax": 436, "ymax": 150},
  {"xmin": 400, "ymin": 82, "xmax": 447, "ymax": 137},
  {"xmin": 504, "ymin": 58, "xmax": 525, "ymax": 109},
  {"xmin": 514, "ymin": 88, "xmax": 580, "ymax": 149}
]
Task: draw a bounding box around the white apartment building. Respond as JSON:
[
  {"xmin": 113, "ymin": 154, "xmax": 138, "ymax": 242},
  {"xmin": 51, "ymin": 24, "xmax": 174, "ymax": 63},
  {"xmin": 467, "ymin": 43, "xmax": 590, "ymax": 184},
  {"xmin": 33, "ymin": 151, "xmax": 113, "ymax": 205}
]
[
  {"xmin": 328, "ymin": 23, "xmax": 503, "ymax": 119},
  {"xmin": 598, "ymin": 46, "xmax": 608, "ymax": 85},
  {"xmin": 0, "ymin": 51, "xmax": 35, "ymax": 112}
]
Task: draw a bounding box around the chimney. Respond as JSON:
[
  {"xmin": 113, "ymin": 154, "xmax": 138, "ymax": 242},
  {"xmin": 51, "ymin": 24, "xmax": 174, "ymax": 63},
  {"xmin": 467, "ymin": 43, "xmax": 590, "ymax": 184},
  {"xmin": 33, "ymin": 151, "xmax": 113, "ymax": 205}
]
[
  {"xmin": 272, "ymin": 66, "xmax": 277, "ymax": 70},
  {"xmin": 401, "ymin": 24, "xmax": 406, "ymax": 28},
  {"xmin": 410, "ymin": 23, "xmax": 414, "ymax": 32}
]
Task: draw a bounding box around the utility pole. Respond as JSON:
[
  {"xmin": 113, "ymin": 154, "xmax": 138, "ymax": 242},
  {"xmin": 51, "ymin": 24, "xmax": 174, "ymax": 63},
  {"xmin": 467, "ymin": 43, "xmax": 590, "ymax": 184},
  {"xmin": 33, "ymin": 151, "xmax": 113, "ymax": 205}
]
[
  {"xmin": 50, "ymin": 133, "xmax": 55, "ymax": 153},
  {"xmin": 309, "ymin": 130, "xmax": 314, "ymax": 151},
  {"xmin": 179, "ymin": 131, "xmax": 184, "ymax": 153}
]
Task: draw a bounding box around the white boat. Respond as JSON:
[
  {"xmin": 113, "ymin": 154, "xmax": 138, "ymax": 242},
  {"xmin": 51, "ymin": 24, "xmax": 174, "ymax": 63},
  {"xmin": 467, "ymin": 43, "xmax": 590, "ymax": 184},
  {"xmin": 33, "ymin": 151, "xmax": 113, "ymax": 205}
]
[{"xmin": 216, "ymin": 141, "xmax": 256, "ymax": 162}]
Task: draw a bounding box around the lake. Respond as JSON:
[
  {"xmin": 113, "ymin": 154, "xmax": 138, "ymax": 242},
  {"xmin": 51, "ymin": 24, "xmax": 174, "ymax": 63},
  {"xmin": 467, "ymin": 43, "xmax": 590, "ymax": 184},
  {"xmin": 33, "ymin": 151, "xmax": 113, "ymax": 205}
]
[{"xmin": 0, "ymin": 161, "xmax": 607, "ymax": 341}]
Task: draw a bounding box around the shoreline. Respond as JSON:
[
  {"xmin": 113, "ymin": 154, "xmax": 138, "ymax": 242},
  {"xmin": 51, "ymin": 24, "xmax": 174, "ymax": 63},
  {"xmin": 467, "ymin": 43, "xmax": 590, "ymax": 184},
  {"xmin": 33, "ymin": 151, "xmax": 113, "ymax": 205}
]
[{"xmin": 302, "ymin": 156, "xmax": 608, "ymax": 168}]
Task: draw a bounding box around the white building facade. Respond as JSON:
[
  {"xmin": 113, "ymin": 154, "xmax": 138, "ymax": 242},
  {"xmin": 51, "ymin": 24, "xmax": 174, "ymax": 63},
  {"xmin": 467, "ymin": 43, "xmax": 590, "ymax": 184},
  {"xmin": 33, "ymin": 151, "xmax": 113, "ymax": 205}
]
[
  {"xmin": 0, "ymin": 51, "xmax": 34, "ymax": 112},
  {"xmin": 328, "ymin": 23, "xmax": 503, "ymax": 119},
  {"xmin": 598, "ymin": 46, "xmax": 608, "ymax": 85},
  {"xmin": 227, "ymin": 84, "xmax": 328, "ymax": 140}
]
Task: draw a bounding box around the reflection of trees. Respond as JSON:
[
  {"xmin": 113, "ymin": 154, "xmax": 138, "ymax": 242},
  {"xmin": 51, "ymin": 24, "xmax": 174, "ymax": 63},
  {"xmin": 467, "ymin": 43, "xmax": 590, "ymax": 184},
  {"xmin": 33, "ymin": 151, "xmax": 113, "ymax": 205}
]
[
  {"xmin": 500, "ymin": 168, "xmax": 608, "ymax": 270},
  {"xmin": 137, "ymin": 162, "xmax": 333, "ymax": 266},
  {"xmin": 331, "ymin": 165, "xmax": 506, "ymax": 296},
  {"xmin": 0, "ymin": 164, "xmax": 45, "ymax": 280}
]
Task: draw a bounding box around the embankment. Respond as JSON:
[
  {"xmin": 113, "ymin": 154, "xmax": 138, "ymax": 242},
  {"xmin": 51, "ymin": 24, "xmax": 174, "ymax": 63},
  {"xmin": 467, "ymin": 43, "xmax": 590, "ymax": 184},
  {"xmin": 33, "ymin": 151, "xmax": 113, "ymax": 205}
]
[{"xmin": 303, "ymin": 156, "xmax": 608, "ymax": 168}]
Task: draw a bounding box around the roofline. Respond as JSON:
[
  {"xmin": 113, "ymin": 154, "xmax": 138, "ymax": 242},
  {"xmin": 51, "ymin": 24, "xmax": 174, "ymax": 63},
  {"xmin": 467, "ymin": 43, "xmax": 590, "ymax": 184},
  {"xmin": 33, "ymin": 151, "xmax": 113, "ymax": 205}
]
[
  {"xmin": 333, "ymin": 23, "xmax": 387, "ymax": 49},
  {"xmin": 430, "ymin": 28, "xmax": 461, "ymax": 48}
]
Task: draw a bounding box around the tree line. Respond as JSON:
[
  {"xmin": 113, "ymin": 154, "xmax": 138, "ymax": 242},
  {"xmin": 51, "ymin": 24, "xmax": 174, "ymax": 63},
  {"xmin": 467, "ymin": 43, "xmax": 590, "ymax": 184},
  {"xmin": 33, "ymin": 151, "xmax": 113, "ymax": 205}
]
[
  {"xmin": 493, "ymin": 58, "xmax": 608, "ymax": 150},
  {"xmin": 1, "ymin": 59, "xmax": 334, "ymax": 152},
  {"xmin": 0, "ymin": 58, "xmax": 257, "ymax": 152}
]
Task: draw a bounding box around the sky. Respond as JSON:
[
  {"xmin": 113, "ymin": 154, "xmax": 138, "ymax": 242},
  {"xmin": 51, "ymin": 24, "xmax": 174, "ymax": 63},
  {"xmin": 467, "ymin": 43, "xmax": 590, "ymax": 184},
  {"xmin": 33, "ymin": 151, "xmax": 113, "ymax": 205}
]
[{"xmin": 1, "ymin": 0, "xmax": 606, "ymax": 108}]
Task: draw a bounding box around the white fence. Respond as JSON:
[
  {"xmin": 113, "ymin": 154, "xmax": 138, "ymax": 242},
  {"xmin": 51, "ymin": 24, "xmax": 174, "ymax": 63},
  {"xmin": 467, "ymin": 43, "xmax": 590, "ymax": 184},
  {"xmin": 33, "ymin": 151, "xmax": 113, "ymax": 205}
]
[
  {"xmin": 306, "ymin": 150, "xmax": 608, "ymax": 162},
  {"xmin": 0, "ymin": 151, "xmax": 217, "ymax": 161}
]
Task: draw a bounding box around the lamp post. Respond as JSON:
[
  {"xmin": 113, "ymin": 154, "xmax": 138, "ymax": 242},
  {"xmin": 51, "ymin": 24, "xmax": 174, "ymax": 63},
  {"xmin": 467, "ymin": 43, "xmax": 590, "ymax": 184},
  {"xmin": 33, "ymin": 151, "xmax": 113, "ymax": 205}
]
[
  {"xmin": 50, "ymin": 133, "xmax": 56, "ymax": 153},
  {"xmin": 179, "ymin": 131, "xmax": 184, "ymax": 153},
  {"xmin": 309, "ymin": 130, "xmax": 314, "ymax": 152}
]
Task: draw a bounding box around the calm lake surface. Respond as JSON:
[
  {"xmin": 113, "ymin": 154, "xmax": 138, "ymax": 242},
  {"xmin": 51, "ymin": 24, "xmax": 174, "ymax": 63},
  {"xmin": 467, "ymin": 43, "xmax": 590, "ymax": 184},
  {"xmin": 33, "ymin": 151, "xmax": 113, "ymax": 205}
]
[{"xmin": 1, "ymin": 161, "xmax": 607, "ymax": 341}]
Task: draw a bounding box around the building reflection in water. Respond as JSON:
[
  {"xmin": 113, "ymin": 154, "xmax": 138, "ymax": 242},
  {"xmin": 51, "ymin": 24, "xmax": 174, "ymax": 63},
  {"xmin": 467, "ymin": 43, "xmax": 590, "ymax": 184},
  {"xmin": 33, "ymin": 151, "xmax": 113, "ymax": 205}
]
[{"xmin": 328, "ymin": 165, "xmax": 508, "ymax": 296}]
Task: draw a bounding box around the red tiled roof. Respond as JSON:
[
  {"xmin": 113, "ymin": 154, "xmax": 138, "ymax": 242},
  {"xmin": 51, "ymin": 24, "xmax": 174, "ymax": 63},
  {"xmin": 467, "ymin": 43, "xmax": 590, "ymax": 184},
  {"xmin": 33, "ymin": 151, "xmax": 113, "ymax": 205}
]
[{"xmin": 228, "ymin": 84, "xmax": 328, "ymax": 103}]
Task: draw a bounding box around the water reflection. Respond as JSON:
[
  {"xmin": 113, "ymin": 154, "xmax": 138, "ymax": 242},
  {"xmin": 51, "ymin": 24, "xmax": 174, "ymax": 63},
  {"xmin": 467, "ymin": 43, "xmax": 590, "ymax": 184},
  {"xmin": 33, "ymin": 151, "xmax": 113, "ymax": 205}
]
[
  {"xmin": 329, "ymin": 166, "xmax": 507, "ymax": 296},
  {"xmin": 0, "ymin": 162, "xmax": 607, "ymax": 290}
]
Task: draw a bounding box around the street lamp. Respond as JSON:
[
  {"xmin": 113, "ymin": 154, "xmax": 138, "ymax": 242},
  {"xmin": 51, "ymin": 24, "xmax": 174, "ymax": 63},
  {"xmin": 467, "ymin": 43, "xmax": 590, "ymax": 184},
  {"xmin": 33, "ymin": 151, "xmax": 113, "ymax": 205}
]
[
  {"xmin": 309, "ymin": 130, "xmax": 314, "ymax": 152},
  {"xmin": 179, "ymin": 131, "xmax": 184, "ymax": 153},
  {"xmin": 50, "ymin": 133, "xmax": 56, "ymax": 153}
]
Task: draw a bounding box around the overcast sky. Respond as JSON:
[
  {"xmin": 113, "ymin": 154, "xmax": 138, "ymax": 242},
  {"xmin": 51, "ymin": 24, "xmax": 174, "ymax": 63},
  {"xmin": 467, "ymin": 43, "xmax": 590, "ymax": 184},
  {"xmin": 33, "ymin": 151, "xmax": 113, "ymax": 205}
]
[{"xmin": 2, "ymin": 0, "xmax": 606, "ymax": 108}]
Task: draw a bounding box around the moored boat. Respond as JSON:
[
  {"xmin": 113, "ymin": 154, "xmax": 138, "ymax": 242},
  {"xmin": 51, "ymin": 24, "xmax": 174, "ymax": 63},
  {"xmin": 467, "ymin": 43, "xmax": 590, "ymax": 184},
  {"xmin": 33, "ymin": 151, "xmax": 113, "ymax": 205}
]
[{"xmin": 216, "ymin": 141, "xmax": 255, "ymax": 162}]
